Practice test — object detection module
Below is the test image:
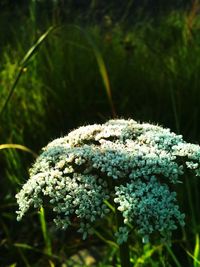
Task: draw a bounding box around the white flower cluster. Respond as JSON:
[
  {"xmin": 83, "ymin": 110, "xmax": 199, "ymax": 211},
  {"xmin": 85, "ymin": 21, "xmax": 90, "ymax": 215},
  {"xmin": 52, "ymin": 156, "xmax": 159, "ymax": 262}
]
[
  {"xmin": 114, "ymin": 176, "xmax": 185, "ymax": 242},
  {"xmin": 16, "ymin": 119, "xmax": 200, "ymax": 243}
]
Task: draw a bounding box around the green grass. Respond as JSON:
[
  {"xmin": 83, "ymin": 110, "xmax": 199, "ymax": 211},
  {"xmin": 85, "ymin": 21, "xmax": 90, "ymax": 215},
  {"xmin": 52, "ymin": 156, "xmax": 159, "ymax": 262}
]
[{"xmin": 1, "ymin": 2, "xmax": 200, "ymax": 266}]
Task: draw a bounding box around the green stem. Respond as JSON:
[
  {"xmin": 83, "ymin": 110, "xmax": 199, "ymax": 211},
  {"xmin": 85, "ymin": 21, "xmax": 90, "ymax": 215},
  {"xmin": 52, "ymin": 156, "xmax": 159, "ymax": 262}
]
[
  {"xmin": 166, "ymin": 244, "xmax": 182, "ymax": 267},
  {"xmin": 116, "ymin": 210, "xmax": 131, "ymax": 267}
]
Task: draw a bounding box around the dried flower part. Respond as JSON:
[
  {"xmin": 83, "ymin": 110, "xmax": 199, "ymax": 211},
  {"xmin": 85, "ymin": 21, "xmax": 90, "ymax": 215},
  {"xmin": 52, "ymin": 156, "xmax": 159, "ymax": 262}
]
[{"xmin": 16, "ymin": 119, "xmax": 200, "ymax": 243}]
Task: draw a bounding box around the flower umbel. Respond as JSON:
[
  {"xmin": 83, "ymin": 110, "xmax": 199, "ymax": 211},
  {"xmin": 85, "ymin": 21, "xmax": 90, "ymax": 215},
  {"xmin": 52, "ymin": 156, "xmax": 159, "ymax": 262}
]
[{"xmin": 16, "ymin": 119, "xmax": 200, "ymax": 243}]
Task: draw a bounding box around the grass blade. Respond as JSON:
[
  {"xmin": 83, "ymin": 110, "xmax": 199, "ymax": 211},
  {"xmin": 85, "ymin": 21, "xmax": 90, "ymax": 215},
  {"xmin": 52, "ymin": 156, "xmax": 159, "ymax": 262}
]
[
  {"xmin": 14, "ymin": 243, "xmax": 37, "ymax": 251},
  {"xmin": 135, "ymin": 245, "xmax": 163, "ymax": 267},
  {"xmin": 39, "ymin": 206, "xmax": 52, "ymax": 256},
  {"xmin": 0, "ymin": 26, "xmax": 55, "ymax": 118},
  {"xmin": 73, "ymin": 25, "xmax": 116, "ymax": 118},
  {"xmin": 0, "ymin": 144, "xmax": 37, "ymax": 158},
  {"xmin": 18, "ymin": 247, "xmax": 31, "ymax": 267},
  {"xmin": 166, "ymin": 244, "xmax": 182, "ymax": 267},
  {"xmin": 14, "ymin": 242, "xmax": 59, "ymax": 260},
  {"xmin": 20, "ymin": 26, "xmax": 54, "ymax": 67},
  {"xmin": 185, "ymin": 248, "xmax": 200, "ymax": 266},
  {"xmin": 194, "ymin": 234, "xmax": 200, "ymax": 267}
]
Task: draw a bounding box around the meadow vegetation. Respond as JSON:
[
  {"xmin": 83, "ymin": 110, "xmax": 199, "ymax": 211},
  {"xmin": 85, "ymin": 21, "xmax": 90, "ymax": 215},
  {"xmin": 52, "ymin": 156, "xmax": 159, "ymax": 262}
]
[{"xmin": 1, "ymin": 1, "xmax": 200, "ymax": 266}]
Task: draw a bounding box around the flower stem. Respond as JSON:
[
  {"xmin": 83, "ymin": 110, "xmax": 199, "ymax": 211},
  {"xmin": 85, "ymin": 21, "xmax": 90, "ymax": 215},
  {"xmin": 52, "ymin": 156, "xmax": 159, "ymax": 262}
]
[{"xmin": 116, "ymin": 210, "xmax": 131, "ymax": 267}]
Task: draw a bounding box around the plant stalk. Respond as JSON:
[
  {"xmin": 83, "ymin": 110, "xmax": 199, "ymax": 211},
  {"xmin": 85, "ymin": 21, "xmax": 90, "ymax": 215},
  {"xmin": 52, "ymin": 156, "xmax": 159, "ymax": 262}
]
[{"xmin": 116, "ymin": 210, "xmax": 131, "ymax": 267}]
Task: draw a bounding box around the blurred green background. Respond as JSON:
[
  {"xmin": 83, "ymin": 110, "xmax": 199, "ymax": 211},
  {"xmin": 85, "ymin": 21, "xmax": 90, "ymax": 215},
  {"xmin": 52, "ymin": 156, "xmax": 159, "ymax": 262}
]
[{"xmin": 1, "ymin": 1, "xmax": 200, "ymax": 266}]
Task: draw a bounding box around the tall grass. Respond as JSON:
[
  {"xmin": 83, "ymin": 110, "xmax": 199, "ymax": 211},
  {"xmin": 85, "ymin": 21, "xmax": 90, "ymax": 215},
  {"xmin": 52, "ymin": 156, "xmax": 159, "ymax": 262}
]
[{"xmin": 1, "ymin": 2, "xmax": 200, "ymax": 266}]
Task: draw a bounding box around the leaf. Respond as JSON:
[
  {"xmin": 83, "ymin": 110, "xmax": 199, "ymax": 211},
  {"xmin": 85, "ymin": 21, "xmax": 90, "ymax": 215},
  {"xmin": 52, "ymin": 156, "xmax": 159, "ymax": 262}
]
[
  {"xmin": 73, "ymin": 25, "xmax": 116, "ymax": 118},
  {"xmin": 166, "ymin": 244, "xmax": 182, "ymax": 267},
  {"xmin": 0, "ymin": 144, "xmax": 37, "ymax": 158},
  {"xmin": 194, "ymin": 234, "xmax": 200, "ymax": 267},
  {"xmin": 0, "ymin": 26, "xmax": 55, "ymax": 117},
  {"xmin": 14, "ymin": 243, "xmax": 36, "ymax": 251},
  {"xmin": 39, "ymin": 206, "xmax": 52, "ymax": 256},
  {"xmin": 20, "ymin": 26, "xmax": 54, "ymax": 67}
]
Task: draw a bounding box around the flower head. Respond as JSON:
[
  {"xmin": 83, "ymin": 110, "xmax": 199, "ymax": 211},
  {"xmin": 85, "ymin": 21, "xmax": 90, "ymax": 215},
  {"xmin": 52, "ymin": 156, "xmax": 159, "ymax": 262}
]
[{"xmin": 16, "ymin": 119, "xmax": 200, "ymax": 243}]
